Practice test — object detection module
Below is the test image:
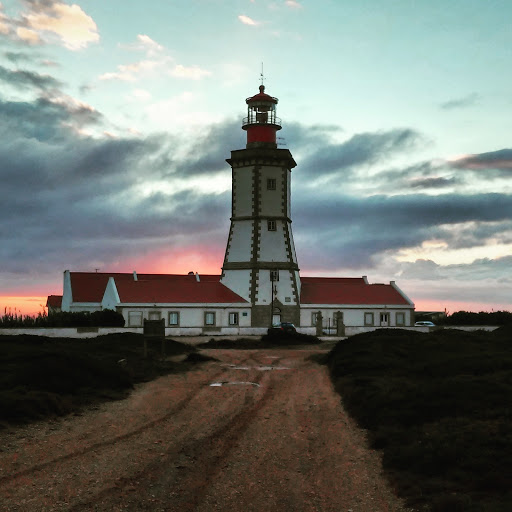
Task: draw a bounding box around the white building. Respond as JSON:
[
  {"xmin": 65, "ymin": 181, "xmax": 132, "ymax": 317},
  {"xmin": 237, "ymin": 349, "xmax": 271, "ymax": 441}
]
[{"xmin": 55, "ymin": 84, "xmax": 415, "ymax": 335}]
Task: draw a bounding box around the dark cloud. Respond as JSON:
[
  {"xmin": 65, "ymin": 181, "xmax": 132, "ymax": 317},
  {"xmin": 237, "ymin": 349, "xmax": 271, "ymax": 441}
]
[
  {"xmin": 0, "ymin": 96, "xmax": 102, "ymax": 142},
  {"xmin": 299, "ymin": 128, "xmax": 422, "ymax": 178},
  {"xmin": 440, "ymin": 93, "xmax": 479, "ymax": 110},
  {"xmin": 3, "ymin": 51, "xmax": 38, "ymax": 64},
  {"xmin": 450, "ymin": 148, "xmax": 512, "ymax": 171},
  {"xmin": 0, "ymin": 95, "xmax": 510, "ymax": 299},
  {"xmin": 293, "ymin": 192, "xmax": 512, "ymax": 268},
  {"xmin": 0, "ymin": 64, "xmax": 62, "ymax": 91},
  {"xmin": 398, "ymin": 256, "xmax": 512, "ymax": 283},
  {"xmin": 408, "ymin": 177, "xmax": 458, "ymax": 189},
  {"xmin": 175, "ymin": 119, "xmax": 245, "ymax": 176}
]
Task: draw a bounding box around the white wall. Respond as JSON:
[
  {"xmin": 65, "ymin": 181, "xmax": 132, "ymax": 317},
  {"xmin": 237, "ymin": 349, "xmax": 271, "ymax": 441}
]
[
  {"xmin": 226, "ymin": 221, "xmax": 253, "ymax": 261},
  {"xmin": 220, "ymin": 269, "xmax": 252, "ymax": 302},
  {"xmin": 259, "ymin": 165, "xmax": 285, "ymax": 217},
  {"xmin": 300, "ymin": 306, "xmax": 414, "ymax": 327},
  {"xmin": 120, "ymin": 305, "xmax": 252, "ymax": 328},
  {"xmin": 233, "ymin": 168, "xmax": 253, "ymax": 217},
  {"xmin": 256, "ymin": 269, "xmax": 297, "ymax": 306},
  {"xmin": 258, "ymin": 220, "xmax": 289, "ymax": 261}
]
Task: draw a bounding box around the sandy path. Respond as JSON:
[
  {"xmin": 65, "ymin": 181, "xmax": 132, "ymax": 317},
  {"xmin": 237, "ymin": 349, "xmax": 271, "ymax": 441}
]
[{"xmin": 0, "ymin": 347, "xmax": 411, "ymax": 511}]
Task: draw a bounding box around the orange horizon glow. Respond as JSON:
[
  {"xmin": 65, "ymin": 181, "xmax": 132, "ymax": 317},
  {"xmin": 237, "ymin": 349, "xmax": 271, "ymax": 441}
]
[{"xmin": 0, "ymin": 297, "xmax": 49, "ymax": 317}]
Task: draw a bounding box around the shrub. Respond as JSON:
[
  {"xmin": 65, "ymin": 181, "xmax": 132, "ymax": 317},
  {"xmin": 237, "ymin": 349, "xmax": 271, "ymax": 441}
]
[{"xmin": 0, "ymin": 308, "xmax": 125, "ymax": 328}]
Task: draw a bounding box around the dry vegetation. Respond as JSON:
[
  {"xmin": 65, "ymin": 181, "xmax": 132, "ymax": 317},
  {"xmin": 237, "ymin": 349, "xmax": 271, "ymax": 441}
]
[{"xmin": 325, "ymin": 325, "xmax": 512, "ymax": 512}]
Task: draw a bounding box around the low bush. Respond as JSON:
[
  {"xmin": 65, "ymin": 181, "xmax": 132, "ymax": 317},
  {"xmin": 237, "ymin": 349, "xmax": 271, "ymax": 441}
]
[
  {"xmin": 434, "ymin": 310, "xmax": 512, "ymax": 326},
  {"xmin": 0, "ymin": 333, "xmax": 196, "ymax": 427},
  {"xmin": 325, "ymin": 328, "xmax": 512, "ymax": 511},
  {"xmin": 0, "ymin": 308, "xmax": 125, "ymax": 328}
]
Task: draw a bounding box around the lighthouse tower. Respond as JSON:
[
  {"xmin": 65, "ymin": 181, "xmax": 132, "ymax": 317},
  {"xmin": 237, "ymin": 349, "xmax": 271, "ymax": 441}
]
[{"xmin": 221, "ymin": 85, "xmax": 301, "ymax": 327}]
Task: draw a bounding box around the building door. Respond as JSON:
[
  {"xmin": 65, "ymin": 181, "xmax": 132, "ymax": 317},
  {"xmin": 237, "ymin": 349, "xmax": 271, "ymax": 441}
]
[
  {"xmin": 272, "ymin": 313, "xmax": 281, "ymax": 326},
  {"xmin": 380, "ymin": 312, "xmax": 390, "ymax": 327}
]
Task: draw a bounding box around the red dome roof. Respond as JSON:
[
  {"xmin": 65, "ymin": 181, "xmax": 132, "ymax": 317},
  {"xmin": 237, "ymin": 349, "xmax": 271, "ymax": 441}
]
[{"xmin": 246, "ymin": 85, "xmax": 278, "ymax": 104}]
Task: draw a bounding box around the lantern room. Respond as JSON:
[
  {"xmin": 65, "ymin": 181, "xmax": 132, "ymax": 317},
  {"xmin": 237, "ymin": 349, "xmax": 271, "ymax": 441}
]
[{"xmin": 242, "ymin": 85, "xmax": 282, "ymax": 147}]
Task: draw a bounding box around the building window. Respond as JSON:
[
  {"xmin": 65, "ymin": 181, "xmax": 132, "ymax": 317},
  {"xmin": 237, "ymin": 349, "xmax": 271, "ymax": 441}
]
[
  {"xmin": 312, "ymin": 312, "xmax": 320, "ymax": 326},
  {"xmin": 396, "ymin": 312, "xmax": 405, "ymax": 326},
  {"xmin": 267, "ymin": 220, "xmax": 276, "ymax": 231},
  {"xmin": 364, "ymin": 312, "xmax": 374, "ymax": 326},
  {"xmin": 270, "ymin": 270, "xmax": 279, "ymax": 282},
  {"xmin": 380, "ymin": 313, "xmax": 390, "ymax": 326},
  {"xmin": 267, "ymin": 178, "xmax": 276, "ymax": 190},
  {"xmin": 205, "ymin": 311, "xmax": 216, "ymax": 326},
  {"xmin": 168, "ymin": 311, "xmax": 180, "ymax": 326},
  {"xmin": 229, "ymin": 312, "xmax": 239, "ymax": 325},
  {"xmin": 148, "ymin": 311, "xmax": 161, "ymax": 320},
  {"xmin": 128, "ymin": 311, "xmax": 143, "ymax": 327}
]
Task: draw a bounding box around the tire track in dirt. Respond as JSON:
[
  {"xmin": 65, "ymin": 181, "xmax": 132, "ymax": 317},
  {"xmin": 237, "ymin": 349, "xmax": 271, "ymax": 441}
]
[
  {"xmin": 0, "ymin": 347, "xmax": 411, "ymax": 512},
  {"xmin": 70, "ymin": 353, "xmax": 274, "ymax": 511},
  {"xmin": 0, "ymin": 352, "xmax": 256, "ymax": 498}
]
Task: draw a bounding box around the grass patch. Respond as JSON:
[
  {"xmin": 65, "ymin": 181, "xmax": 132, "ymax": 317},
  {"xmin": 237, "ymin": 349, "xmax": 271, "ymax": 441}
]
[
  {"xmin": 0, "ymin": 333, "xmax": 197, "ymax": 428},
  {"xmin": 324, "ymin": 328, "xmax": 512, "ymax": 512}
]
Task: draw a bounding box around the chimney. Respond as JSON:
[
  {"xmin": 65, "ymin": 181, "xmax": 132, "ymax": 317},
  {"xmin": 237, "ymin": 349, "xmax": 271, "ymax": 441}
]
[
  {"xmin": 195, "ymin": 272, "xmax": 200, "ymax": 282},
  {"xmin": 133, "ymin": 271, "xmax": 138, "ymax": 281}
]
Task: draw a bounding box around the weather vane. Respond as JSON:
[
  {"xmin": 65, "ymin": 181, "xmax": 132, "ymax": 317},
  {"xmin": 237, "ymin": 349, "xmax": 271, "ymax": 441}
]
[{"xmin": 260, "ymin": 62, "xmax": 265, "ymax": 86}]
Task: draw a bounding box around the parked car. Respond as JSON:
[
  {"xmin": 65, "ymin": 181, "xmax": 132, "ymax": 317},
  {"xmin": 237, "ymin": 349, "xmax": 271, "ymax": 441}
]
[
  {"xmin": 415, "ymin": 321, "xmax": 435, "ymax": 327},
  {"xmin": 267, "ymin": 322, "xmax": 297, "ymax": 335}
]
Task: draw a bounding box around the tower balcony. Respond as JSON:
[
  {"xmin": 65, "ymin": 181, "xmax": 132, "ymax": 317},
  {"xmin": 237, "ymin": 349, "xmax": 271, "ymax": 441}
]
[{"xmin": 242, "ymin": 114, "xmax": 282, "ymax": 129}]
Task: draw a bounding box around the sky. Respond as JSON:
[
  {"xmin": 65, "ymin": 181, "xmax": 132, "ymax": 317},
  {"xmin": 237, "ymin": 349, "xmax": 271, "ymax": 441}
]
[{"xmin": 0, "ymin": 0, "xmax": 511, "ymax": 316}]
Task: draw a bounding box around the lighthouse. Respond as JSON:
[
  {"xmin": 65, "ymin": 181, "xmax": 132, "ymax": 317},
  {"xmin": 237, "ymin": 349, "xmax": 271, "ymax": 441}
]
[{"xmin": 220, "ymin": 84, "xmax": 301, "ymax": 327}]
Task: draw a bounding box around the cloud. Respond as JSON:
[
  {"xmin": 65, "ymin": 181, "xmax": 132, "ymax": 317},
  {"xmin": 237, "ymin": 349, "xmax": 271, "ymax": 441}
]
[
  {"xmin": 299, "ymin": 128, "xmax": 422, "ymax": 179},
  {"xmin": 408, "ymin": 177, "xmax": 459, "ymax": 189},
  {"xmin": 238, "ymin": 15, "xmax": 260, "ymax": 26},
  {"xmin": 397, "ymin": 255, "xmax": 512, "ymax": 283},
  {"xmin": 16, "ymin": 26, "xmax": 41, "ymax": 44},
  {"xmin": 0, "ymin": 94, "xmax": 102, "ymax": 142},
  {"xmin": 0, "ymin": 95, "xmax": 510, "ymax": 312},
  {"xmin": 170, "ymin": 64, "xmax": 211, "ymax": 80},
  {"xmin": 3, "ymin": 50, "xmax": 43, "ymax": 64},
  {"xmin": 98, "ymin": 35, "xmax": 210, "ymax": 83},
  {"xmin": 0, "ymin": 4, "xmax": 8, "ymax": 34},
  {"xmin": 285, "ymin": 1, "xmax": 303, "ymax": 8},
  {"xmin": 449, "ymin": 149, "xmax": 512, "ymax": 171},
  {"xmin": 440, "ymin": 93, "xmax": 479, "ymax": 110},
  {"xmin": 99, "ymin": 59, "xmax": 163, "ymax": 82},
  {"xmin": 119, "ymin": 34, "xmax": 164, "ymax": 55},
  {"xmin": 19, "ymin": 1, "xmax": 99, "ymax": 50},
  {"xmin": 293, "ymin": 191, "xmax": 512, "ymax": 269},
  {"xmin": 0, "ymin": 64, "xmax": 62, "ymax": 91}
]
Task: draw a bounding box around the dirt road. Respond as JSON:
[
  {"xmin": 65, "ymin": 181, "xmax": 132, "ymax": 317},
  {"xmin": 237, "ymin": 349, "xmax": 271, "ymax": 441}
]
[{"xmin": 0, "ymin": 347, "xmax": 410, "ymax": 511}]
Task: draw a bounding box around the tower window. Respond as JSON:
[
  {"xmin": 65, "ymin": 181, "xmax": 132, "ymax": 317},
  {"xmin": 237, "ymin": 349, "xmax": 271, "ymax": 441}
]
[
  {"xmin": 270, "ymin": 270, "xmax": 279, "ymax": 282},
  {"xmin": 267, "ymin": 178, "xmax": 276, "ymax": 190},
  {"xmin": 267, "ymin": 220, "xmax": 276, "ymax": 231}
]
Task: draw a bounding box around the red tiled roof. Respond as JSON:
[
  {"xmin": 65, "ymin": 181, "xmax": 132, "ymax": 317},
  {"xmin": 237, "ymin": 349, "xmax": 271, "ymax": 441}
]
[
  {"xmin": 115, "ymin": 279, "xmax": 247, "ymax": 304},
  {"xmin": 300, "ymin": 277, "xmax": 411, "ymax": 306},
  {"xmin": 69, "ymin": 272, "xmax": 245, "ymax": 304},
  {"xmin": 46, "ymin": 295, "xmax": 62, "ymax": 308}
]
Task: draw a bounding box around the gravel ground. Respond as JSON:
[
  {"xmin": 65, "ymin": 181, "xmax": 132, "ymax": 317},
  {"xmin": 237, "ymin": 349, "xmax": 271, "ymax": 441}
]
[{"xmin": 0, "ymin": 346, "xmax": 413, "ymax": 511}]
